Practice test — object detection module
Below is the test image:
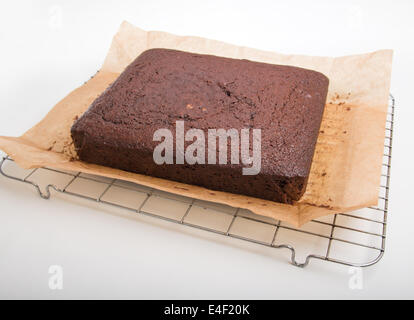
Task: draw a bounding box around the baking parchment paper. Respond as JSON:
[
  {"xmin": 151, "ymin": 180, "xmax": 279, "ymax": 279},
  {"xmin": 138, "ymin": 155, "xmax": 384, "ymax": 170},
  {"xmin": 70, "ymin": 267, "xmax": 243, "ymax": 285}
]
[{"xmin": 0, "ymin": 21, "xmax": 393, "ymax": 227}]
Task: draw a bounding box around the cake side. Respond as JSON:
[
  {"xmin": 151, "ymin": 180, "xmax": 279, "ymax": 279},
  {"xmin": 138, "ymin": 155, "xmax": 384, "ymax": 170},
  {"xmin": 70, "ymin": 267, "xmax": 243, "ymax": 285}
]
[{"xmin": 71, "ymin": 48, "xmax": 329, "ymax": 203}]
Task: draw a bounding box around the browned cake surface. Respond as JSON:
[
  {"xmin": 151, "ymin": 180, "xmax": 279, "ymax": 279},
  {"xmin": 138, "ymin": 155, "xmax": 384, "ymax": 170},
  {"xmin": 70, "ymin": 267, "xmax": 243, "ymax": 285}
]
[{"xmin": 71, "ymin": 48, "xmax": 329, "ymax": 203}]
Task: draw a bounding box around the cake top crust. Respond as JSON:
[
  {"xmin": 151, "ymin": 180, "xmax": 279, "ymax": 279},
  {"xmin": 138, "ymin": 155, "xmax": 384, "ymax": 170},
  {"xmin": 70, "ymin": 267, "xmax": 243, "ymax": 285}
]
[{"xmin": 72, "ymin": 48, "xmax": 329, "ymax": 178}]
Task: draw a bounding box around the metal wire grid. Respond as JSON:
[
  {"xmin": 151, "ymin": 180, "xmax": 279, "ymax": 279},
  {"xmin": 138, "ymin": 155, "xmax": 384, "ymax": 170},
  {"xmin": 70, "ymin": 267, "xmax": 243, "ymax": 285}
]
[{"xmin": 0, "ymin": 95, "xmax": 394, "ymax": 268}]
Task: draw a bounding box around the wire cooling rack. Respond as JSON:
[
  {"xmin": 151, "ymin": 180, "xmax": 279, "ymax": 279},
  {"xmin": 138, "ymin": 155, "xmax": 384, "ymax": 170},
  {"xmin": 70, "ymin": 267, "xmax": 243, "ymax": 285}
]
[{"xmin": 0, "ymin": 95, "xmax": 394, "ymax": 268}]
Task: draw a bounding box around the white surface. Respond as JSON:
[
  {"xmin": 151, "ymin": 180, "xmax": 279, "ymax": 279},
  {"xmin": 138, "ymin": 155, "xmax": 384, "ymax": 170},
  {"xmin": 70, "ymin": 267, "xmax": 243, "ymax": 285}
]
[{"xmin": 0, "ymin": 0, "xmax": 412, "ymax": 299}]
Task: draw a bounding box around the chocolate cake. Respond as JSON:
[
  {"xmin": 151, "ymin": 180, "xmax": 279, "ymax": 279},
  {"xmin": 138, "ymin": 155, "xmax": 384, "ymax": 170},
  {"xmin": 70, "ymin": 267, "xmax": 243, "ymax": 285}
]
[{"xmin": 71, "ymin": 48, "xmax": 329, "ymax": 203}]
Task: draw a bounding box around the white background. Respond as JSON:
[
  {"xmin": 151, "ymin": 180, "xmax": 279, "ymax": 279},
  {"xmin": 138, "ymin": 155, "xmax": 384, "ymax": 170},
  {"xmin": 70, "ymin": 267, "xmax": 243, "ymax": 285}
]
[{"xmin": 0, "ymin": 0, "xmax": 413, "ymax": 299}]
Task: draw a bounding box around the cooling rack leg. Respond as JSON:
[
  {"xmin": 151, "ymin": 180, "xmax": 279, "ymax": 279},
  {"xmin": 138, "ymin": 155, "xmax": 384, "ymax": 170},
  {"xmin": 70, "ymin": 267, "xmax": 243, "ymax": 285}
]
[{"xmin": 0, "ymin": 157, "xmax": 58, "ymax": 199}]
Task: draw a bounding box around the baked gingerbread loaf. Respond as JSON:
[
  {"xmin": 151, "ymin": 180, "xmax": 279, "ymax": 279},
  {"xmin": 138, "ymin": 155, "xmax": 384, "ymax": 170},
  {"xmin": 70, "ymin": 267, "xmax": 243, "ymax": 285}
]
[{"xmin": 71, "ymin": 48, "xmax": 328, "ymax": 203}]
